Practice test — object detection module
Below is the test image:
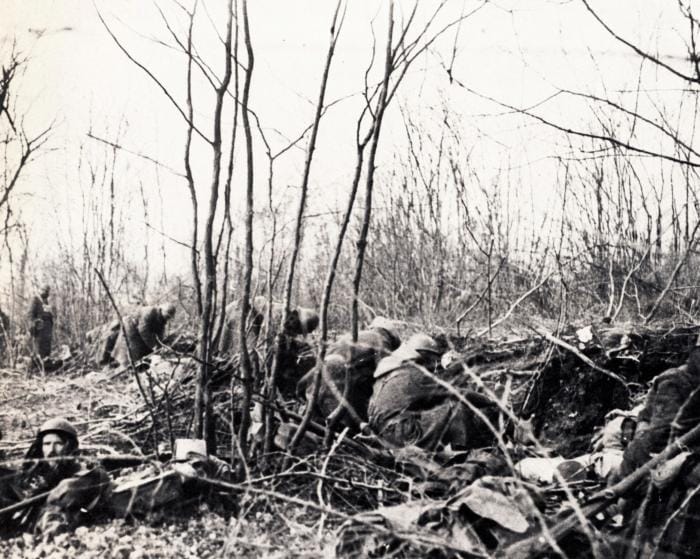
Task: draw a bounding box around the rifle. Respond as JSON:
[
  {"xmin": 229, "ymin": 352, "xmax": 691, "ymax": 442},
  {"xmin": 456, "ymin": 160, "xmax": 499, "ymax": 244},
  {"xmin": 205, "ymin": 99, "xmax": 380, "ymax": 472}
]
[
  {"xmin": 98, "ymin": 454, "xmax": 155, "ymax": 472},
  {"xmin": 0, "ymin": 490, "xmax": 52, "ymax": 519},
  {"xmin": 0, "ymin": 454, "xmax": 154, "ymax": 520}
]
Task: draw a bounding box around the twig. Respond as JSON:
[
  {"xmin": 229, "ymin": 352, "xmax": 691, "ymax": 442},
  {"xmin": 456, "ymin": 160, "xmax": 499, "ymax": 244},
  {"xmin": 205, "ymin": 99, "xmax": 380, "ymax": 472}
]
[
  {"xmin": 94, "ymin": 268, "xmax": 160, "ymax": 456},
  {"xmin": 476, "ymin": 272, "xmax": 554, "ymax": 337},
  {"xmin": 317, "ymin": 427, "xmax": 347, "ymax": 537},
  {"xmin": 533, "ymin": 326, "xmax": 628, "ymax": 388}
]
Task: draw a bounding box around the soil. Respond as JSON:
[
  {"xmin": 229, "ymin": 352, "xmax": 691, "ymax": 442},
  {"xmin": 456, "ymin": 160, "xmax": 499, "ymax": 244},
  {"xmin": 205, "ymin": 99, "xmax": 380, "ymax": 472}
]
[{"xmin": 0, "ymin": 321, "xmax": 697, "ymax": 557}]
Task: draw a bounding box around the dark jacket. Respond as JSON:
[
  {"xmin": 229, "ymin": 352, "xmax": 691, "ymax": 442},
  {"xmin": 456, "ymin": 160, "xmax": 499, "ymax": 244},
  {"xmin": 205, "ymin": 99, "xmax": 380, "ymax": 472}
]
[
  {"xmin": 621, "ymin": 358, "xmax": 700, "ymax": 475},
  {"xmin": 368, "ymin": 358, "xmax": 500, "ymax": 452},
  {"xmin": 297, "ymin": 327, "xmax": 399, "ymax": 429},
  {"xmin": 111, "ymin": 306, "xmax": 171, "ymax": 366}
]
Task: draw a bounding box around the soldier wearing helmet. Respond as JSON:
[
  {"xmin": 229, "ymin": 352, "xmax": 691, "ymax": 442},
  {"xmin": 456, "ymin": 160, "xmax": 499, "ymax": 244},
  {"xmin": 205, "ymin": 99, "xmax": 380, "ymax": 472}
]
[
  {"xmin": 26, "ymin": 284, "xmax": 54, "ymax": 362},
  {"xmin": 2, "ymin": 417, "xmax": 111, "ymax": 539},
  {"xmin": 296, "ymin": 317, "xmax": 402, "ymax": 432},
  {"xmin": 368, "ymin": 333, "xmax": 500, "ymax": 453},
  {"xmin": 22, "ymin": 417, "xmax": 81, "ymax": 493}
]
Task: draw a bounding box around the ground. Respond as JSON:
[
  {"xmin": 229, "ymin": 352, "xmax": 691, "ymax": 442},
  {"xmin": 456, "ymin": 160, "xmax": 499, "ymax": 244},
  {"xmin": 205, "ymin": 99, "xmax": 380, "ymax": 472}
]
[{"xmin": 0, "ymin": 321, "xmax": 697, "ymax": 557}]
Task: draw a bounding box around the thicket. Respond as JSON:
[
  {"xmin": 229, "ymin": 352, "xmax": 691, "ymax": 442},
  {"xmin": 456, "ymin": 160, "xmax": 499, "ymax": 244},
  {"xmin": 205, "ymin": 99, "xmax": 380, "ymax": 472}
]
[{"xmin": 1, "ymin": 0, "xmax": 699, "ymax": 470}]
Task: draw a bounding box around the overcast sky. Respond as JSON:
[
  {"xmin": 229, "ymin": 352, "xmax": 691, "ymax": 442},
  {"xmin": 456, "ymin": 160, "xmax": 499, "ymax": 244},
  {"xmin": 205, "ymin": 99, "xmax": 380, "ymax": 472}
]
[{"xmin": 1, "ymin": 0, "xmax": 689, "ymax": 288}]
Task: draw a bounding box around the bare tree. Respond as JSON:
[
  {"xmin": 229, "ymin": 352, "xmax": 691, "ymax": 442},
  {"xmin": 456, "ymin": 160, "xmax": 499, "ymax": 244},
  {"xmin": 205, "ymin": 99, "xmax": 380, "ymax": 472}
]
[
  {"xmin": 262, "ymin": 0, "xmax": 345, "ymax": 456},
  {"xmin": 289, "ymin": 0, "xmax": 479, "ymax": 452}
]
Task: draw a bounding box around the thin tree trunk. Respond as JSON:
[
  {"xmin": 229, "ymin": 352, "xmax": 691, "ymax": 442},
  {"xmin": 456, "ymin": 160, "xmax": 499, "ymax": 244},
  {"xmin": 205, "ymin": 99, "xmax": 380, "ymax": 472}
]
[
  {"xmin": 195, "ymin": 0, "xmax": 234, "ymax": 452},
  {"xmin": 237, "ymin": 0, "xmax": 256, "ymax": 462},
  {"xmin": 263, "ymin": 0, "xmax": 344, "ymax": 457},
  {"xmin": 184, "ymin": 1, "xmax": 203, "ymax": 317},
  {"xmin": 351, "ymin": 2, "xmax": 394, "ymax": 340}
]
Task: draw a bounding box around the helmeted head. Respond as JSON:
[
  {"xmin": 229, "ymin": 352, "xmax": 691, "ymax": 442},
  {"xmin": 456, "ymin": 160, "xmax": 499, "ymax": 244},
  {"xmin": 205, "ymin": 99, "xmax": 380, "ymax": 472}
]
[
  {"xmin": 297, "ymin": 308, "xmax": 319, "ymax": 336},
  {"xmin": 38, "ymin": 417, "xmax": 79, "ymax": 458},
  {"xmin": 160, "ymin": 303, "xmax": 177, "ymax": 320},
  {"xmin": 368, "ymin": 317, "xmax": 400, "ymax": 351},
  {"xmin": 403, "ymin": 333, "xmax": 443, "ymax": 355},
  {"xmin": 284, "ymin": 307, "xmax": 319, "ymax": 337},
  {"xmin": 403, "ymin": 333, "xmax": 445, "ymax": 368},
  {"xmin": 39, "ymin": 284, "xmax": 51, "ymax": 300}
]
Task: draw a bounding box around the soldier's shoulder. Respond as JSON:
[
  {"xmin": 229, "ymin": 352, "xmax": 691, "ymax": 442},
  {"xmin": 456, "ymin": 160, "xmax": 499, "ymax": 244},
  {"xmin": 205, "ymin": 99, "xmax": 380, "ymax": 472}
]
[
  {"xmin": 139, "ymin": 306, "xmax": 160, "ymax": 319},
  {"xmin": 652, "ymin": 364, "xmax": 690, "ymax": 389},
  {"xmin": 655, "ymin": 364, "xmax": 687, "ymax": 380}
]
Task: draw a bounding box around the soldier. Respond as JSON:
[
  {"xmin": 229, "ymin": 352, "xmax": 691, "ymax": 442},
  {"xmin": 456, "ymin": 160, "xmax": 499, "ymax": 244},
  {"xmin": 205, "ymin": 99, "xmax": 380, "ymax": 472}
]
[
  {"xmin": 253, "ymin": 296, "xmax": 320, "ymax": 342},
  {"xmin": 297, "ymin": 317, "xmax": 401, "ymax": 430},
  {"xmin": 2, "ymin": 418, "xmax": 111, "ymax": 539},
  {"xmin": 283, "ymin": 306, "xmax": 320, "ymax": 338},
  {"xmin": 111, "ymin": 303, "xmax": 177, "ymax": 367},
  {"xmin": 262, "ymin": 299, "xmax": 319, "ymax": 398},
  {"xmin": 20, "ymin": 418, "xmax": 82, "ymax": 497},
  {"xmin": 27, "ymin": 285, "xmax": 54, "ymax": 361},
  {"xmin": 619, "ymin": 340, "xmax": 700, "ymax": 478},
  {"xmin": 367, "ymin": 333, "xmax": 500, "ymax": 452},
  {"xmin": 218, "ymin": 297, "xmax": 319, "ymax": 355},
  {"xmin": 218, "ymin": 299, "xmax": 264, "ymax": 356},
  {"xmin": 614, "ymin": 336, "xmax": 700, "ymax": 557},
  {"xmin": 220, "ymin": 297, "xmax": 319, "ymax": 397}
]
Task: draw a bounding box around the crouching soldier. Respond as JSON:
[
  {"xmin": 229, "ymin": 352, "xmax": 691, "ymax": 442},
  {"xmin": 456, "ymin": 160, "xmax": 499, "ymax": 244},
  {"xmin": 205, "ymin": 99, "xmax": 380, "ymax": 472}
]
[
  {"xmin": 1, "ymin": 418, "xmax": 111, "ymax": 540},
  {"xmin": 255, "ymin": 297, "xmax": 319, "ymax": 397},
  {"xmin": 297, "ymin": 317, "xmax": 401, "ymax": 431},
  {"xmin": 367, "ymin": 333, "xmax": 501, "ymax": 453},
  {"xmin": 219, "ymin": 297, "xmax": 318, "ymax": 397},
  {"xmin": 614, "ymin": 336, "xmax": 700, "ymax": 558},
  {"xmin": 111, "ymin": 303, "xmax": 177, "ymax": 367}
]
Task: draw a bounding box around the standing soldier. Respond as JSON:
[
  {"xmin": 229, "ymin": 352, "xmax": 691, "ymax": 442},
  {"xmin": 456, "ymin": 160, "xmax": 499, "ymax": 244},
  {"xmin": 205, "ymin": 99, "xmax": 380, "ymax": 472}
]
[{"xmin": 27, "ymin": 285, "xmax": 54, "ymax": 362}]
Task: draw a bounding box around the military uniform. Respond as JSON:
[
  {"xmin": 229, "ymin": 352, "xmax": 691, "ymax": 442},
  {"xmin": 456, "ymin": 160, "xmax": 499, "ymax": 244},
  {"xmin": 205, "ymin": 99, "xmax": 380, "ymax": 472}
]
[
  {"xmin": 620, "ymin": 363, "xmax": 700, "ymax": 476},
  {"xmin": 617, "ymin": 346, "xmax": 700, "ymax": 558},
  {"xmin": 27, "ymin": 290, "xmax": 53, "ymax": 359},
  {"xmin": 367, "ymin": 333, "xmax": 500, "ymax": 452},
  {"xmin": 297, "ymin": 320, "xmax": 401, "ymax": 430},
  {"xmin": 111, "ymin": 304, "xmax": 176, "ymax": 367},
  {"xmin": 2, "ymin": 418, "xmax": 111, "ymax": 540}
]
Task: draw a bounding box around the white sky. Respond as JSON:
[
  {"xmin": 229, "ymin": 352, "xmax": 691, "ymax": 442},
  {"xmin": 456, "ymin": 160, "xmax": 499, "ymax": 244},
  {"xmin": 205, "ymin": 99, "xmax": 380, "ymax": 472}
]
[{"xmin": 1, "ymin": 0, "xmax": 692, "ymax": 291}]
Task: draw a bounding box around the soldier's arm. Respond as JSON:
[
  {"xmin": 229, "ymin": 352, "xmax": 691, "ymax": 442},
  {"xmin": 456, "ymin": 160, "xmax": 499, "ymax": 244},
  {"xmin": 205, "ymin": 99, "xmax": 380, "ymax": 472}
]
[
  {"xmin": 645, "ymin": 376, "xmax": 685, "ymax": 438},
  {"xmin": 27, "ymin": 296, "xmax": 41, "ymax": 322}
]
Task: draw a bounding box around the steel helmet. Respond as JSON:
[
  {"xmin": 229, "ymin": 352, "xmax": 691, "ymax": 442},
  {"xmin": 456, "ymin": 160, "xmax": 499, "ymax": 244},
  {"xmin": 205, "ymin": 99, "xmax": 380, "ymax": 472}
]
[
  {"xmin": 160, "ymin": 303, "xmax": 177, "ymax": 319},
  {"xmin": 368, "ymin": 317, "xmax": 400, "ymax": 347},
  {"xmin": 403, "ymin": 333, "xmax": 442, "ymax": 355},
  {"xmin": 38, "ymin": 417, "xmax": 78, "ymax": 440}
]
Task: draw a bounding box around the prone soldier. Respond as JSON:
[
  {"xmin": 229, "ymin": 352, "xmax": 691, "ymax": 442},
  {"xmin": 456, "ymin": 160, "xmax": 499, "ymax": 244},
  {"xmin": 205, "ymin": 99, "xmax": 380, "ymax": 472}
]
[{"xmin": 0, "ymin": 418, "xmax": 111, "ymax": 539}]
